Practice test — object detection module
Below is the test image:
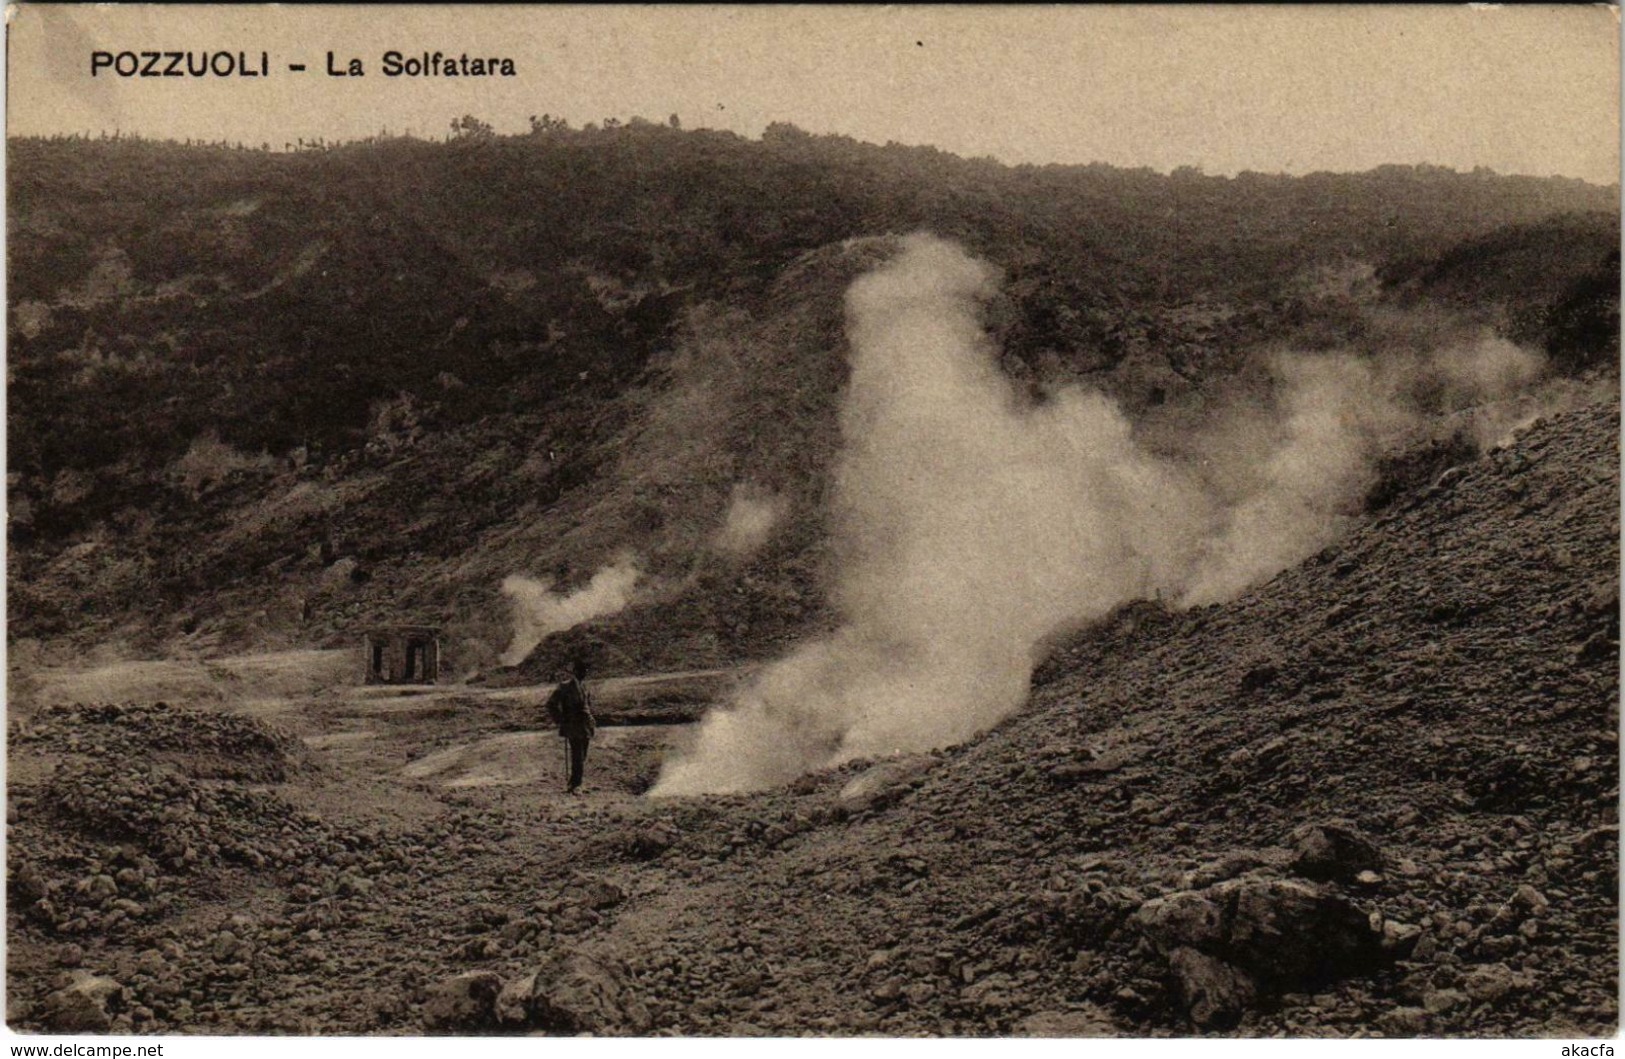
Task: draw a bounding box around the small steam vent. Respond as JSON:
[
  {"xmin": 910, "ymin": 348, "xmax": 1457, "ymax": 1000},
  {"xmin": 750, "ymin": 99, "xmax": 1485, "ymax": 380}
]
[{"xmin": 361, "ymin": 625, "xmax": 441, "ymax": 685}]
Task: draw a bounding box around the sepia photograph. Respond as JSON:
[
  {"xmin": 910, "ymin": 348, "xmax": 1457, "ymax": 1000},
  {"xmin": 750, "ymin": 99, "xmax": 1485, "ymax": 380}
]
[{"xmin": 4, "ymin": 3, "xmax": 1620, "ymax": 1043}]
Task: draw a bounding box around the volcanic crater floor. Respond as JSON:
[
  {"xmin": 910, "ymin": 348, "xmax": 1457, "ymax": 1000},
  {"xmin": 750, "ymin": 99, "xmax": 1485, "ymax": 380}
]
[{"xmin": 6, "ymin": 403, "xmax": 1619, "ymax": 1037}]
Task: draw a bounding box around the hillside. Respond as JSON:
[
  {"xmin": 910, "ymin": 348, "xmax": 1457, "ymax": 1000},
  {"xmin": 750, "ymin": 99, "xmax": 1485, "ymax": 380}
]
[
  {"xmin": 7, "ymin": 130, "xmax": 1619, "ymax": 673},
  {"xmin": 6, "ymin": 399, "xmax": 1615, "ymax": 1036},
  {"xmin": 580, "ymin": 404, "xmax": 1618, "ymax": 1038},
  {"xmin": 6, "ymin": 122, "xmax": 1619, "ymax": 1037}
]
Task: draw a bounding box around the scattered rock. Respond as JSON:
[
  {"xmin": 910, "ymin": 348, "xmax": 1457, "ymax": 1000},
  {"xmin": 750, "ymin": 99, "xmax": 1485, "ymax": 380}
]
[
  {"xmin": 1136, "ymin": 876, "xmax": 1386, "ymax": 990},
  {"xmin": 902, "ymin": 981, "xmax": 935, "ymax": 1006},
  {"xmin": 1380, "ymin": 919, "xmax": 1422, "ymax": 959},
  {"xmin": 561, "ymin": 875, "xmax": 625, "ymax": 911},
  {"xmin": 838, "ymin": 756, "xmax": 932, "ymax": 813},
  {"xmin": 1378, "ymin": 1006, "xmax": 1432, "ymax": 1037},
  {"xmin": 1166, "ymin": 946, "xmax": 1257, "ymax": 1029},
  {"xmin": 41, "ymin": 971, "xmax": 124, "ymax": 1033},
  {"xmin": 1238, "ymin": 663, "xmax": 1281, "ymax": 693},
  {"xmin": 1288, "ymin": 820, "xmax": 1384, "ymax": 883},
  {"xmin": 1510, "ymin": 884, "xmax": 1549, "ymax": 915},
  {"xmin": 1463, "ymin": 963, "xmax": 1517, "ymax": 1003},
  {"xmin": 1572, "ymin": 633, "xmax": 1613, "ymax": 664},
  {"xmin": 626, "ymin": 822, "xmax": 680, "ymax": 861},
  {"xmin": 961, "ymin": 973, "xmax": 1015, "ymax": 1011},
  {"xmin": 1014, "ymin": 1005, "xmax": 1120, "ymax": 1037},
  {"xmin": 212, "ymin": 931, "xmax": 242, "ymax": 961},
  {"xmin": 421, "ymin": 970, "xmax": 503, "ymax": 1031},
  {"xmin": 1180, "ymin": 850, "xmax": 1277, "ymax": 889},
  {"xmin": 494, "ymin": 971, "xmax": 540, "ymax": 1026},
  {"xmin": 551, "ymin": 904, "xmax": 602, "ymax": 935},
  {"xmin": 337, "ymin": 873, "xmax": 372, "ymax": 897},
  {"xmin": 134, "ymin": 949, "xmax": 167, "ymax": 976},
  {"xmin": 1423, "ymin": 988, "xmax": 1468, "ymax": 1015},
  {"xmin": 526, "ymin": 953, "xmax": 650, "ymax": 1035},
  {"xmin": 85, "ymin": 874, "xmax": 118, "ymax": 903}
]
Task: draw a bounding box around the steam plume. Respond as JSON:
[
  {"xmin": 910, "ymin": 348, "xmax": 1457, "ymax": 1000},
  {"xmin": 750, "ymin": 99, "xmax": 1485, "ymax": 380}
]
[
  {"xmin": 654, "ymin": 236, "xmax": 1203, "ymax": 794},
  {"xmin": 713, "ymin": 485, "xmax": 786, "ymax": 558},
  {"xmin": 499, "ymin": 556, "xmax": 640, "ymax": 667},
  {"xmin": 652, "ymin": 235, "xmax": 1553, "ymax": 795},
  {"xmin": 1181, "ymin": 334, "xmax": 1545, "ymax": 603}
]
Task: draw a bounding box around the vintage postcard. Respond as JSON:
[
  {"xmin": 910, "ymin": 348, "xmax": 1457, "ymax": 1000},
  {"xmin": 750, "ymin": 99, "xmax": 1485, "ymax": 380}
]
[{"xmin": 5, "ymin": 3, "xmax": 1619, "ymax": 1048}]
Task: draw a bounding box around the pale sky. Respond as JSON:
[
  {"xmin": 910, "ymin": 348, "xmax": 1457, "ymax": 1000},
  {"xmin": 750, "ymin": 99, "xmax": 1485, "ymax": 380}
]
[{"xmin": 6, "ymin": 4, "xmax": 1621, "ymax": 184}]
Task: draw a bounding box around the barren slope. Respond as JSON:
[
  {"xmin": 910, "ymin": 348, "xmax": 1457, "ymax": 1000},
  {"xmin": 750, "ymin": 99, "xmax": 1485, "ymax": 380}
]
[
  {"xmin": 567, "ymin": 400, "xmax": 1620, "ymax": 1037},
  {"xmin": 8, "ymin": 398, "xmax": 1615, "ymax": 1037}
]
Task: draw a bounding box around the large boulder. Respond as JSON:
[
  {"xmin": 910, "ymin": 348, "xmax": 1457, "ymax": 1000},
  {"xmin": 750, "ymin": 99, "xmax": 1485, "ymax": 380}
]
[
  {"xmin": 506, "ymin": 953, "xmax": 650, "ymax": 1035},
  {"xmin": 1165, "ymin": 947, "xmax": 1257, "ymax": 1029},
  {"xmin": 1287, "ymin": 820, "xmax": 1384, "ymax": 883},
  {"xmin": 1139, "ymin": 876, "xmax": 1384, "ymax": 984},
  {"xmin": 495, "ymin": 971, "xmax": 541, "ymax": 1026},
  {"xmin": 1135, "ymin": 875, "xmax": 1386, "ymax": 1025}
]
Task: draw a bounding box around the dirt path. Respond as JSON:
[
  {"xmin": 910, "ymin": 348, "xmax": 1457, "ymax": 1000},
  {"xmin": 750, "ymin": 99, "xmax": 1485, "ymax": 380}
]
[{"xmin": 6, "ymin": 649, "xmax": 727, "ymax": 1032}]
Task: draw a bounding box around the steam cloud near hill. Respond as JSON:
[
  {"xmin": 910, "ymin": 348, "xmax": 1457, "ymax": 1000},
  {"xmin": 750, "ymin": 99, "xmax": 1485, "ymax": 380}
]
[
  {"xmin": 1177, "ymin": 334, "xmax": 1544, "ymax": 603},
  {"xmin": 713, "ymin": 485, "xmax": 786, "ymax": 558},
  {"xmin": 651, "ymin": 234, "xmax": 1551, "ymax": 795},
  {"xmin": 499, "ymin": 556, "xmax": 641, "ymax": 667}
]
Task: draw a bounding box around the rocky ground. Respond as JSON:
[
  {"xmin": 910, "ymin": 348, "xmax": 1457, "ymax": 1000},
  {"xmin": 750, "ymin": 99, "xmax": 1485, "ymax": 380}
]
[{"xmin": 6, "ymin": 401, "xmax": 1618, "ymax": 1037}]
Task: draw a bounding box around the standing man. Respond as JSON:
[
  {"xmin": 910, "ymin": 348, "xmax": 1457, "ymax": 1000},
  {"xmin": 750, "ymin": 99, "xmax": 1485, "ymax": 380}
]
[{"xmin": 545, "ymin": 659, "xmax": 597, "ymax": 794}]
